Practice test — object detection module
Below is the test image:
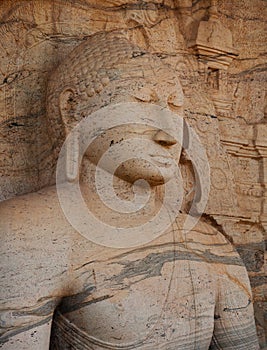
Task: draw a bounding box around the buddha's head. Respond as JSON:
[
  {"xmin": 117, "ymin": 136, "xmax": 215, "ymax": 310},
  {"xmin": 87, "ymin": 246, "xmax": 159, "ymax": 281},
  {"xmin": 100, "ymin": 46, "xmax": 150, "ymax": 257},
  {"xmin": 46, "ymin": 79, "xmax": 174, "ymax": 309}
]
[{"xmin": 47, "ymin": 31, "xmax": 184, "ymax": 186}]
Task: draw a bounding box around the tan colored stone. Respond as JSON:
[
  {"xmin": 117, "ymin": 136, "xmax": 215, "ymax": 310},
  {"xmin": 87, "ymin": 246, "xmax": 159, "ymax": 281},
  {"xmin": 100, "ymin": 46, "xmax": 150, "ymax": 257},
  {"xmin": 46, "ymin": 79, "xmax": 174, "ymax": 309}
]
[{"xmin": 0, "ymin": 0, "xmax": 265, "ymax": 348}]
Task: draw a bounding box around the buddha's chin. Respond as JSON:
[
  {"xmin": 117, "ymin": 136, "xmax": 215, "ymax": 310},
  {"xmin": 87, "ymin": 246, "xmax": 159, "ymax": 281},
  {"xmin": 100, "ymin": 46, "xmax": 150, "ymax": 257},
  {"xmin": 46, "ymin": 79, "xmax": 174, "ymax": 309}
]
[{"xmin": 115, "ymin": 169, "xmax": 174, "ymax": 188}]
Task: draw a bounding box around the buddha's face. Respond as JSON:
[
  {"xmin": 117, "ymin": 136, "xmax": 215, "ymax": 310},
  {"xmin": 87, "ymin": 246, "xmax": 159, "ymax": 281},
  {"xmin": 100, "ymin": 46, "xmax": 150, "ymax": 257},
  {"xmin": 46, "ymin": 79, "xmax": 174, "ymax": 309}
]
[{"xmin": 62, "ymin": 62, "xmax": 184, "ymax": 186}]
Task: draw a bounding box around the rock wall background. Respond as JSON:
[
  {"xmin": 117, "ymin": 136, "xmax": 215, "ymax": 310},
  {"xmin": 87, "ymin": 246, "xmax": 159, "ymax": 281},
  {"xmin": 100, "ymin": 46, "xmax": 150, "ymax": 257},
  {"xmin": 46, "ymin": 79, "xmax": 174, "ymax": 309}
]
[{"xmin": 0, "ymin": 0, "xmax": 266, "ymax": 347}]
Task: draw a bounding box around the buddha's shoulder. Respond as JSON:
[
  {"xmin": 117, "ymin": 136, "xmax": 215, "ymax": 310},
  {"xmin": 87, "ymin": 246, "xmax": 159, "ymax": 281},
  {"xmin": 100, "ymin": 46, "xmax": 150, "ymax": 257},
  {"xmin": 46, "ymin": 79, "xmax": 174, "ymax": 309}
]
[
  {"xmin": 1, "ymin": 185, "xmax": 60, "ymax": 215},
  {"xmin": 175, "ymin": 214, "xmax": 234, "ymax": 248},
  {"xmin": 180, "ymin": 216, "xmax": 242, "ymax": 262},
  {"xmin": 0, "ymin": 185, "xmax": 74, "ymax": 245},
  {"xmin": 0, "ymin": 187, "xmax": 72, "ymax": 311}
]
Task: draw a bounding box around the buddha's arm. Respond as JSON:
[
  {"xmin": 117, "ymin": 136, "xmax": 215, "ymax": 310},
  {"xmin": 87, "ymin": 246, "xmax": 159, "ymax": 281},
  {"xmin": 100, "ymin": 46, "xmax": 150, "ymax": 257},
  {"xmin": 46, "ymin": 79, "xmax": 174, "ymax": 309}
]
[
  {"xmin": 187, "ymin": 220, "xmax": 259, "ymax": 349},
  {"xmin": 210, "ymin": 255, "xmax": 259, "ymax": 349},
  {"xmin": 0, "ymin": 191, "xmax": 70, "ymax": 348}
]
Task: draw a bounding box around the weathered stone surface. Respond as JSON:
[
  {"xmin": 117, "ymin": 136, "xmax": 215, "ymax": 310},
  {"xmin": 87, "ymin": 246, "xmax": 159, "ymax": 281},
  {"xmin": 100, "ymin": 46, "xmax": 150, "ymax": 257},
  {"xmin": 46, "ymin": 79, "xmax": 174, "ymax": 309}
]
[{"xmin": 0, "ymin": 0, "xmax": 265, "ymax": 348}]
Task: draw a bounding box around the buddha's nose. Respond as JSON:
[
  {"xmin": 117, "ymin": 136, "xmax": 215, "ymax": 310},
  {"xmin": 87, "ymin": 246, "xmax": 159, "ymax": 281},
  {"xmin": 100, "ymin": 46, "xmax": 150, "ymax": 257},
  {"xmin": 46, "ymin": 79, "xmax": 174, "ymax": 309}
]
[{"xmin": 153, "ymin": 129, "xmax": 177, "ymax": 146}]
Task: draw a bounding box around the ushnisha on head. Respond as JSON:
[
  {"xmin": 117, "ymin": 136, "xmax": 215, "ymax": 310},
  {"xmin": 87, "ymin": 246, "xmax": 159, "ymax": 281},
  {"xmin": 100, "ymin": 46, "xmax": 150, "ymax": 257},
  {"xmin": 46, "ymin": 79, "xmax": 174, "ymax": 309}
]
[{"xmin": 46, "ymin": 31, "xmax": 184, "ymax": 145}]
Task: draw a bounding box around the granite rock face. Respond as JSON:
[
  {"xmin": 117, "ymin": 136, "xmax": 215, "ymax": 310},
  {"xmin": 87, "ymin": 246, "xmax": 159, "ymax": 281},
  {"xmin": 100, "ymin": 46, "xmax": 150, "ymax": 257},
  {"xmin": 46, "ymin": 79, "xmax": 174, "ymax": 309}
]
[{"xmin": 0, "ymin": 0, "xmax": 266, "ymax": 349}]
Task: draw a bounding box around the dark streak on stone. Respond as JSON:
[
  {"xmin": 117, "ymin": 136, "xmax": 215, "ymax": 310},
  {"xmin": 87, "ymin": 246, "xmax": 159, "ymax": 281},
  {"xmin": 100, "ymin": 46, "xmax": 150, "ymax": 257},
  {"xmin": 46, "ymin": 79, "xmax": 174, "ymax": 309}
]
[
  {"xmin": 0, "ymin": 70, "xmax": 31, "ymax": 87},
  {"xmin": 58, "ymin": 248, "xmax": 245, "ymax": 315},
  {"xmin": 0, "ymin": 113, "xmax": 43, "ymax": 128},
  {"xmin": 223, "ymin": 299, "xmax": 251, "ymax": 312},
  {"xmin": 78, "ymin": 239, "xmax": 230, "ymax": 270},
  {"xmin": 8, "ymin": 122, "xmax": 24, "ymax": 128},
  {"xmin": 112, "ymin": 251, "xmax": 173, "ymax": 285},
  {"xmin": 110, "ymin": 249, "xmax": 243, "ymax": 286},
  {"xmin": 0, "ymin": 315, "xmax": 52, "ymax": 344},
  {"xmin": 59, "ymin": 285, "xmax": 96, "ymax": 314},
  {"xmin": 60, "ymin": 294, "xmax": 113, "ymax": 314},
  {"xmin": 13, "ymin": 298, "xmax": 59, "ymax": 317}
]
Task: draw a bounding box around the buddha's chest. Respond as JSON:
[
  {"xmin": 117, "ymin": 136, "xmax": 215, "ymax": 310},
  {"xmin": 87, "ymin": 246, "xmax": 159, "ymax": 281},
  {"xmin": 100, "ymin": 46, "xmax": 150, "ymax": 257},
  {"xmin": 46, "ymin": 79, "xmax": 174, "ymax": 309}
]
[{"xmin": 56, "ymin": 243, "xmax": 217, "ymax": 349}]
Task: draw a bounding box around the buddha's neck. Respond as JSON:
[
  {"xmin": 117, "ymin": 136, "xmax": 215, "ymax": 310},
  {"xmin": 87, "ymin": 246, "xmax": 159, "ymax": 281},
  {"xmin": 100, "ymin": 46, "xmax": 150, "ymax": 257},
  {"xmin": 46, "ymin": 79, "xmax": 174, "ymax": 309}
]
[{"xmin": 79, "ymin": 158, "xmax": 162, "ymax": 220}]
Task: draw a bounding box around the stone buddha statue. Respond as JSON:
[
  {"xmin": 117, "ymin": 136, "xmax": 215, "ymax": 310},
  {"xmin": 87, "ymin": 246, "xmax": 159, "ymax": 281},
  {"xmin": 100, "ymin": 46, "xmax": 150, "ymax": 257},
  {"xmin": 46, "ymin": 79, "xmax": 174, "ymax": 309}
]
[{"xmin": 0, "ymin": 32, "xmax": 259, "ymax": 350}]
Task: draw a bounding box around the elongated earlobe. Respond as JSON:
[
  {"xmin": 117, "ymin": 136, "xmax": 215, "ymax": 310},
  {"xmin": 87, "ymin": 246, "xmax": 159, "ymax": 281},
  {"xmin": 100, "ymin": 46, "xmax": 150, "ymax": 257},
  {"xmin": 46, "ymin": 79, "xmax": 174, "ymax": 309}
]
[
  {"xmin": 59, "ymin": 88, "xmax": 79, "ymax": 182},
  {"xmin": 66, "ymin": 130, "xmax": 79, "ymax": 182},
  {"xmin": 59, "ymin": 88, "xmax": 76, "ymax": 121}
]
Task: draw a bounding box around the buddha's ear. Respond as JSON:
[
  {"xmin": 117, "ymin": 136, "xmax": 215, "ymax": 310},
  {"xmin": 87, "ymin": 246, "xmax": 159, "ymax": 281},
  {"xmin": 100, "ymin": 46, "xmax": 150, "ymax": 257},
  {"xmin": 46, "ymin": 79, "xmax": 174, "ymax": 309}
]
[
  {"xmin": 59, "ymin": 88, "xmax": 80, "ymax": 182},
  {"xmin": 59, "ymin": 88, "xmax": 77, "ymax": 123}
]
